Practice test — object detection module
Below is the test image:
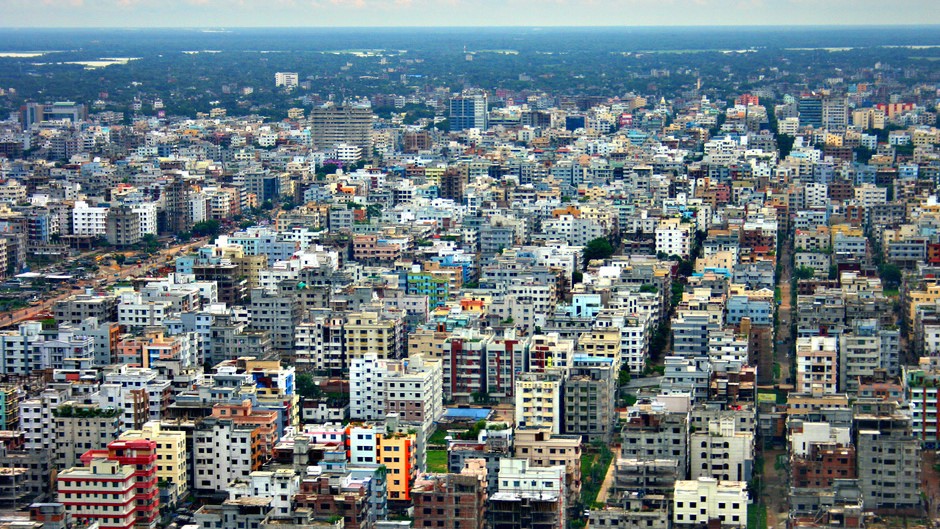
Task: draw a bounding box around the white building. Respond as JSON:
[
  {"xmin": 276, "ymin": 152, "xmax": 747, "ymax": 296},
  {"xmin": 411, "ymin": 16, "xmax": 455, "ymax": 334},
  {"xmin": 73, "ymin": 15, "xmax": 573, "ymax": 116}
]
[
  {"xmin": 131, "ymin": 203, "xmax": 158, "ymax": 235},
  {"xmin": 673, "ymin": 477, "xmax": 748, "ymax": 528},
  {"xmin": 72, "ymin": 200, "xmax": 109, "ymax": 236},
  {"xmin": 689, "ymin": 418, "xmax": 754, "ymax": 482},
  {"xmin": 655, "ymin": 218, "xmax": 693, "ymax": 258},
  {"xmin": 274, "ymin": 72, "xmax": 299, "ymax": 88}
]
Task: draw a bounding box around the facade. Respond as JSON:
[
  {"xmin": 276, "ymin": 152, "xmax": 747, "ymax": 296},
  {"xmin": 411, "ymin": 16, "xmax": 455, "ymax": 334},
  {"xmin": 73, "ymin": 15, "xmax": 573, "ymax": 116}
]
[
  {"xmin": 796, "ymin": 336, "xmax": 838, "ymax": 395},
  {"xmin": 412, "ymin": 462, "xmax": 487, "ymax": 529},
  {"xmin": 673, "ymin": 478, "xmax": 748, "ymax": 529},
  {"xmin": 689, "ymin": 417, "xmax": 754, "ymax": 482},
  {"xmin": 449, "ymin": 91, "xmax": 488, "ymax": 132},
  {"xmin": 119, "ymin": 421, "xmax": 188, "ymax": 498},
  {"xmin": 564, "ymin": 356, "xmax": 615, "ymax": 441},
  {"xmin": 309, "ymin": 104, "xmax": 373, "ymax": 150}
]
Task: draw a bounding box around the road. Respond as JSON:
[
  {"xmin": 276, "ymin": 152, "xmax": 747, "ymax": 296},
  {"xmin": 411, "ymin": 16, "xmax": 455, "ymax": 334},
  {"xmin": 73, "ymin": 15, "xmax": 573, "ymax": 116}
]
[
  {"xmin": 1, "ymin": 237, "xmax": 208, "ymax": 328},
  {"xmin": 776, "ymin": 229, "xmax": 794, "ymax": 385}
]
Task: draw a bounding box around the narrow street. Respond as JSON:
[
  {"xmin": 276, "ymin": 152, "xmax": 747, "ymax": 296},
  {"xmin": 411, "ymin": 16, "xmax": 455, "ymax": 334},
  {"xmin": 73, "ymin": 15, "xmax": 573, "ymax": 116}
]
[
  {"xmin": 759, "ymin": 228, "xmax": 795, "ymax": 529},
  {"xmin": 776, "ymin": 230, "xmax": 794, "ymax": 385}
]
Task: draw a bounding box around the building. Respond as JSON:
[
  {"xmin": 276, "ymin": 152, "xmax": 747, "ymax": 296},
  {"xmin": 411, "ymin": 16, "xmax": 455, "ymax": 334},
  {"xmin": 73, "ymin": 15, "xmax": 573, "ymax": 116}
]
[
  {"xmin": 564, "ymin": 356, "xmax": 615, "ymax": 441},
  {"xmin": 58, "ymin": 438, "xmax": 160, "ymax": 529},
  {"xmin": 119, "ymin": 421, "xmax": 188, "ymax": 499},
  {"xmin": 854, "ymin": 400, "xmax": 922, "ymax": 514},
  {"xmin": 22, "ymin": 102, "xmax": 86, "ymax": 127},
  {"xmin": 449, "ymin": 91, "xmax": 488, "ymax": 132},
  {"xmin": 344, "ymin": 311, "xmax": 404, "ymax": 360},
  {"xmin": 58, "ymin": 458, "xmax": 139, "ymax": 529},
  {"xmin": 274, "ymin": 72, "xmax": 298, "ymax": 88},
  {"xmin": 672, "ymin": 478, "xmax": 748, "ymax": 529},
  {"xmin": 106, "ymin": 205, "xmax": 141, "ymax": 248},
  {"xmin": 689, "ymin": 417, "xmax": 754, "ymax": 482},
  {"xmin": 488, "ymin": 458, "xmax": 565, "ymax": 529},
  {"xmin": 796, "ymin": 336, "xmax": 838, "ymax": 395},
  {"xmin": 72, "ymin": 201, "xmax": 109, "ymax": 237},
  {"xmin": 309, "ymin": 104, "xmax": 373, "ymax": 151},
  {"xmin": 512, "ymin": 429, "xmax": 581, "ymax": 509},
  {"xmin": 514, "ymin": 371, "xmax": 563, "ymax": 434},
  {"xmin": 53, "ymin": 402, "xmax": 122, "ymax": 469},
  {"xmin": 411, "ymin": 461, "xmax": 487, "ymax": 529}
]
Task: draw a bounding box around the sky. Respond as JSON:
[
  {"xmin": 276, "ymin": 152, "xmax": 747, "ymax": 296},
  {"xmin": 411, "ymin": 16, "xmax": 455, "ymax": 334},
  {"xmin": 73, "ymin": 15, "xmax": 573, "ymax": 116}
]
[{"xmin": 0, "ymin": 0, "xmax": 937, "ymax": 27}]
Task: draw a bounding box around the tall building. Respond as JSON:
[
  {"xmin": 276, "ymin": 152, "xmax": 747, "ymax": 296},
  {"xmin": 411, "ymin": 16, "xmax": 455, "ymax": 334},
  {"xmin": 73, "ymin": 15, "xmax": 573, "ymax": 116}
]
[
  {"xmin": 798, "ymin": 95, "xmax": 823, "ymax": 128},
  {"xmin": 854, "ymin": 400, "xmax": 921, "ymax": 514},
  {"xmin": 58, "ymin": 438, "xmax": 160, "ymax": 529},
  {"xmin": 309, "ymin": 104, "xmax": 373, "ymax": 151},
  {"xmin": 106, "ymin": 205, "xmax": 142, "ymax": 248},
  {"xmin": 672, "ymin": 478, "xmax": 748, "ymax": 529},
  {"xmin": 412, "ymin": 461, "xmax": 487, "ymax": 529},
  {"xmin": 822, "ymin": 95, "xmax": 849, "ymax": 131},
  {"xmin": 274, "ymin": 72, "xmax": 298, "ymax": 88},
  {"xmin": 796, "ymin": 336, "xmax": 838, "ymax": 395},
  {"xmin": 119, "ymin": 421, "xmax": 188, "ymax": 499},
  {"xmin": 449, "ymin": 90, "xmax": 488, "ymax": 132}
]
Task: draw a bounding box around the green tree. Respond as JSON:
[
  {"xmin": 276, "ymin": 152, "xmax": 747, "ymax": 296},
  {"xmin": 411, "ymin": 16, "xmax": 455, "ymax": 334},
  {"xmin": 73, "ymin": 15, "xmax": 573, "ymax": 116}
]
[
  {"xmin": 793, "ymin": 266, "xmax": 815, "ymax": 280},
  {"xmin": 296, "ymin": 373, "xmax": 320, "ymax": 399},
  {"xmin": 114, "ymin": 254, "xmax": 126, "ymax": 266},
  {"xmin": 583, "ymin": 238, "xmax": 614, "ymax": 266},
  {"xmin": 879, "ymin": 263, "xmax": 902, "ymax": 288},
  {"xmin": 191, "ymin": 220, "xmax": 221, "ymax": 238}
]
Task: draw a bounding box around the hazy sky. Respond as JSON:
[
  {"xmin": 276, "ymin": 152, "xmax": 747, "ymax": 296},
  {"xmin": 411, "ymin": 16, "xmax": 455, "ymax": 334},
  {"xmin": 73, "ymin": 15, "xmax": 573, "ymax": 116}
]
[{"xmin": 0, "ymin": 0, "xmax": 937, "ymax": 27}]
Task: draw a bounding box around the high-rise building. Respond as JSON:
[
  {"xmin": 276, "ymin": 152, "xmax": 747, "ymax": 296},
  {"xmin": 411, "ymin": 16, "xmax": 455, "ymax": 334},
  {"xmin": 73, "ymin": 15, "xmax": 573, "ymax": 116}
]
[
  {"xmin": 823, "ymin": 95, "xmax": 849, "ymax": 130},
  {"xmin": 309, "ymin": 104, "xmax": 373, "ymax": 151},
  {"xmin": 58, "ymin": 438, "xmax": 160, "ymax": 529},
  {"xmin": 274, "ymin": 72, "xmax": 299, "ymax": 88},
  {"xmin": 798, "ymin": 95, "xmax": 823, "ymax": 128},
  {"xmin": 449, "ymin": 90, "xmax": 488, "ymax": 132}
]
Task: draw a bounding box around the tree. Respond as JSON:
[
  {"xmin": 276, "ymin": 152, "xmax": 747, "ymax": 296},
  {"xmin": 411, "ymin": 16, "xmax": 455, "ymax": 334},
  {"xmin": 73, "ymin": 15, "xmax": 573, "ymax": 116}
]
[
  {"xmin": 583, "ymin": 238, "xmax": 614, "ymax": 267},
  {"xmin": 572, "ymin": 270, "xmax": 584, "ymax": 284},
  {"xmin": 879, "ymin": 263, "xmax": 902, "ymax": 288},
  {"xmin": 296, "ymin": 373, "xmax": 320, "ymax": 399},
  {"xmin": 114, "ymin": 254, "xmax": 126, "ymax": 266},
  {"xmin": 191, "ymin": 220, "xmax": 221, "ymax": 238},
  {"xmin": 793, "ymin": 266, "xmax": 815, "ymax": 280},
  {"xmin": 138, "ymin": 234, "xmax": 160, "ymax": 254}
]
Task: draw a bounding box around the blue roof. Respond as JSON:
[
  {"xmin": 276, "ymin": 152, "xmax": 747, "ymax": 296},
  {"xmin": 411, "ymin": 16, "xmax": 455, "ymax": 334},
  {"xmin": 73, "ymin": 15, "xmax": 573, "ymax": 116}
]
[{"xmin": 443, "ymin": 407, "xmax": 492, "ymax": 421}]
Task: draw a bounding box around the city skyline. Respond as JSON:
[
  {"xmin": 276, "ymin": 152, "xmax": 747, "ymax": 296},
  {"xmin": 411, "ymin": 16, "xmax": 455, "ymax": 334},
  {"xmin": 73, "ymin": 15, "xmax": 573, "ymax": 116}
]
[{"xmin": 0, "ymin": 0, "xmax": 938, "ymax": 28}]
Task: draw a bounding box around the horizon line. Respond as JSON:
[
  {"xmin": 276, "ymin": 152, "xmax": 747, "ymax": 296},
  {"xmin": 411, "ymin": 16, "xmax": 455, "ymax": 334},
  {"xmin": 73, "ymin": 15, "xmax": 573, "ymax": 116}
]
[{"xmin": 1, "ymin": 23, "xmax": 940, "ymax": 30}]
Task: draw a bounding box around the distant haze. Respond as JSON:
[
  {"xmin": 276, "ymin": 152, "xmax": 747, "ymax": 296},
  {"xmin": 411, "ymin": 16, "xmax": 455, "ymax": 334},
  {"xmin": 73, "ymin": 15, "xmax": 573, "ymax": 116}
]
[{"xmin": 0, "ymin": 0, "xmax": 937, "ymax": 28}]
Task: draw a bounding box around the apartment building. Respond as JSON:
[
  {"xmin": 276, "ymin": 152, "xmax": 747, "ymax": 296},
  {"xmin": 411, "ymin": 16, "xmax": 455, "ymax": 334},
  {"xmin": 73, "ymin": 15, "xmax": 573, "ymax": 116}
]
[
  {"xmin": 673, "ymin": 478, "xmax": 748, "ymax": 529},
  {"xmin": 796, "ymin": 336, "xmax": 838, "ymax": 395}
]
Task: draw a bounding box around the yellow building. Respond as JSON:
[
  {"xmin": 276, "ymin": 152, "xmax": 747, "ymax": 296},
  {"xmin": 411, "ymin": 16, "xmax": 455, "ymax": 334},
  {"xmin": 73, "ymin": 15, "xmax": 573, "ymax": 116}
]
[
  {"xmin": 578, "ymin": 327, "xmax": 622, "ymax": 370},
  {"xmin": 408, "ymin": 329, "xmax": 452, "ymax": 360},
  {"xmin": 909, "ymin": 282, "xmax": 940, "ymax": 334},
  {"xmin": 377, "ymin": 431, "xmax": 417, "ymax": 502},
  {"xmin": 514, "ymin": 371, "xmax": 565, "ymax": 434},
  {"xmin": 119, "ymin": 421, "xmax": 188, "ymax": 497},
  {"xmin": 344, "ymin": 311, "xmax": 402, "ymax": 359}
]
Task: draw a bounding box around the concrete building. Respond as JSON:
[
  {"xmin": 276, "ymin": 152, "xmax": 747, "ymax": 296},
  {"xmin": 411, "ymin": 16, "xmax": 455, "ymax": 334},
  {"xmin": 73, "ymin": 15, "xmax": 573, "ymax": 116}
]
[
  {"xmin": 796, "ymin": 336, "xmax": 838, "ymax": 395},
  {"xmin": 689, "ymin": 417, "xmax": 754, "ymax": 482},
  {"xmin": 309, "ymin": 104, "xmax": 373, "ymax": 151},
  {"xmin": 673, "ymin": 478, "xmax": 748, "ymax": 529},
  {"xmin": 564, "ymin": 355, "xmax": 615, "ymax": 441},
  {"xmin": 854, "ymin": 401, "xmax": 922, "ymax": 514},
  {"xmin": 411, "ymin": 462, "xmax": 487, "ymax": 529},
  {"xmin": 119, "ymin": 421, "xmax": 188, "ymax": 498},
  {"xmin": 53, "ymin": 402, "xmax": 122, "ymax": 469},
  {"xmin": 514, "ymin": 371, "xmax": 564, "ymax": 434},
  {"xmin": 488, "ymin": 458, "xmax": 565, "ymax": 529}
]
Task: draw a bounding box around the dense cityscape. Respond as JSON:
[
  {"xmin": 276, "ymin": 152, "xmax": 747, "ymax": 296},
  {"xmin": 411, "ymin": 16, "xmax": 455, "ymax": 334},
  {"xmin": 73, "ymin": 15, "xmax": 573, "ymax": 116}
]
[{"xmin": 0, "ymin": 23, "xmax": 937, "ymax": 529}]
